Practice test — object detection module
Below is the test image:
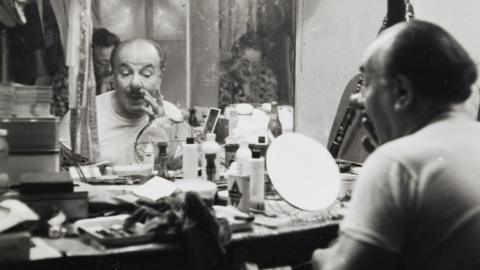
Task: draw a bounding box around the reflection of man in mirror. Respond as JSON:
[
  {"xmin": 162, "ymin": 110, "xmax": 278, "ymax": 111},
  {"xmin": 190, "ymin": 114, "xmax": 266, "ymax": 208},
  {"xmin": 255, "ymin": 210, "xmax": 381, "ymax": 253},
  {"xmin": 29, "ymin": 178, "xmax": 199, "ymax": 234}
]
[
  {"xmin": 92, "ymin": 28, "xmax": 120, "ymax": 95},
  {"xmin": 60, "ymin": 39, "xmax": 187, "ymax": 167},
  {"xmin": 219, "ymin": 32, "xmax": 278, "ymax": 110},
  {"xmin": 313, "ymin": 21, "xmax": 480, "ymax": 270}
]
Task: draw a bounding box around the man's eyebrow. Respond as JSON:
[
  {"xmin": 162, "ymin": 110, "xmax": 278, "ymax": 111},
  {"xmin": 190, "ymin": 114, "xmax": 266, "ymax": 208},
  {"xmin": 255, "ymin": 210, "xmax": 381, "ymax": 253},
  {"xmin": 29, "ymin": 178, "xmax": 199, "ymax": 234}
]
[
  {"xmin": 140, "ymin": 64, "xmax": 154, "ymax": 71},
  {"xmin": 119, "ymin": 63, "xmax": 131, "ymax": 69}
]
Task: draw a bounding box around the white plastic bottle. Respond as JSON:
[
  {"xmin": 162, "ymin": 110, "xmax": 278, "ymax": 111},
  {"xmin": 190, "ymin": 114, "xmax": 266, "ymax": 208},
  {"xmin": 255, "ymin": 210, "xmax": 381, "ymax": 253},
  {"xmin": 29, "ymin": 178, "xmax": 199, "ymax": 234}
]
[
  {"xmin": 248, "ymin": 150, "xmax": 265, "ymax": 211},
  {"xmin": 143, "ymin": 142, "xmax": 155, "ymax": 174},
  {"xmin": 227, "ymin": 162, "xmax": 250, "ymax": 213},
  {"xmin": 182, "ymin": 137, "xmax": 199, "ymax": 179},
  {"xmin": 235, "ymin": 139, "xmax": 251, "ymax": 173},
  {"xmin": 201, "ymin": 133, "xmax": 221, "ymax": 181}
]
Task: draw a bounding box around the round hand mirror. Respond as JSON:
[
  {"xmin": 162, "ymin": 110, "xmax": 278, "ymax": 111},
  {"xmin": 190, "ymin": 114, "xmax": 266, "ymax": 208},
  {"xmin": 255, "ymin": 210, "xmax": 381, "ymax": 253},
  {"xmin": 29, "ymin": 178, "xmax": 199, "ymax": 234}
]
[{"xmin": 266, "ymin": 133, "xmax": 341, "ymax": 211}]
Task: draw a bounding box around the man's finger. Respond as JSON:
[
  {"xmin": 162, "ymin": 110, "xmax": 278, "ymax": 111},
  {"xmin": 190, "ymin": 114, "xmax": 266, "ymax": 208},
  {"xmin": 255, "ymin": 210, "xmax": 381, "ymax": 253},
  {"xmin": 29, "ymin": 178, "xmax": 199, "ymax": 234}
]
[
  {"xmin": 361, "ymin": 116, "xmax": 379, "ymax": 143},
  {"xmin": 361, "ymin": 136, "xmax": 377, "ymax": 153},
  {"xmin": 140, "ymin": 106, "xmax": 155, "ymax": 119},
  {"xmin": 140, "ymin": 89, "xmax": 165, "ymax": 117}
]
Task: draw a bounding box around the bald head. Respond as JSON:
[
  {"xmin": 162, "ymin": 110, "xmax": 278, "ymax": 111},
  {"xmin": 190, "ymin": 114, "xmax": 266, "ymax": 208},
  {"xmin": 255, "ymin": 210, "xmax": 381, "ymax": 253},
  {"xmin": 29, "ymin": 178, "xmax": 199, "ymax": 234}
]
[
  {"xmin": 362, "ymin": 20, "xmax": 477, "ymax": 104},
  {"xmin": 111, "ymin": 39, "xmax": 167, "ymax": 73}
]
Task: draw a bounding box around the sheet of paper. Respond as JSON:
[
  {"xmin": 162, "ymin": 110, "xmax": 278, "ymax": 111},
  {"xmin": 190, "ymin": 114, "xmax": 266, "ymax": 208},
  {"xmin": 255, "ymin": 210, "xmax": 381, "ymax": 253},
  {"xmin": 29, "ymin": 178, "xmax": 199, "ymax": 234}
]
[{"xmin": 133, "ymin": 176, "xmax": 176, "ymax": 201}]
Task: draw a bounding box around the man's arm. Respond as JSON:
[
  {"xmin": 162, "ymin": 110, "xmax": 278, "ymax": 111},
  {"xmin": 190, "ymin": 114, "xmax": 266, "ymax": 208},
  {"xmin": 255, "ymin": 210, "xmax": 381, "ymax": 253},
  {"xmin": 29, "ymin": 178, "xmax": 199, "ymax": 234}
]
[{"xmin": 312, "ymin": 234, "xmax": 400, "ymax": 270}]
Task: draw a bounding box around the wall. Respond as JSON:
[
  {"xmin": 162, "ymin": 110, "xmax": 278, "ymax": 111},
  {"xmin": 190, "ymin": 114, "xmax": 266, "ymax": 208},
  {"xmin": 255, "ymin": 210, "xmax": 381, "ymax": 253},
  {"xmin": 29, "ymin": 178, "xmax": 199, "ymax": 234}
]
[{"xmin": 295, "ymin": 0, "xmax": 480, "ymax": 145}]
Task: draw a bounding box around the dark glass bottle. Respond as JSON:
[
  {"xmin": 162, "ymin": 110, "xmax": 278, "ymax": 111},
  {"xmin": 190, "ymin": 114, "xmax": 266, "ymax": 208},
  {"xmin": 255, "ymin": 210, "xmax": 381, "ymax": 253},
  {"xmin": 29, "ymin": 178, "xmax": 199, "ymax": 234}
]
[
  {"xmin": 188, "ymin": 108, "xmax": 198, "ymax": 127},
  {"xmin": 156, "ymin": 142, "xmax": 170, "ymax": 179},
  {"xmin": 205, "ymin": 153, "xmax": 217, "ymax": 181},
  {"xmin": 268, "ymin": 102, "xmax": 282, "ymax": 138}
]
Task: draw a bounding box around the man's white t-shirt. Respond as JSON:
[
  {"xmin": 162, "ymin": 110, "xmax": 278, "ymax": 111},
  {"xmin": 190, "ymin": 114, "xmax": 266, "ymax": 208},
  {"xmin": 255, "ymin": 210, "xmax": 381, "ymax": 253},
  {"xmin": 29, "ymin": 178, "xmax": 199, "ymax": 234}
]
[
  {"xmin": 59, "ymin": 91, "xmax": 183, "ymax": 165},
  {"xmin": 341, "ymin": 112, "xmax": 480, "ymax": 269}
]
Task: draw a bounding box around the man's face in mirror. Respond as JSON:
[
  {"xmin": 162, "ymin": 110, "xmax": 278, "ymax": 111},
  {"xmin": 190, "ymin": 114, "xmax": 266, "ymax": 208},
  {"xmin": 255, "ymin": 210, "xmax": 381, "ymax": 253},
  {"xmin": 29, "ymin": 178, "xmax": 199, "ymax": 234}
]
[
  {"xmin": 235, "ymin": 48, "xmax": 262, "ymax": 82},
  {"xmin": 93, "ymin": 46, "xmax": 115, "ymax": 80},
  {"xmin": 112, "ymin": 41, "xmax": 163, "ymax": 118}
]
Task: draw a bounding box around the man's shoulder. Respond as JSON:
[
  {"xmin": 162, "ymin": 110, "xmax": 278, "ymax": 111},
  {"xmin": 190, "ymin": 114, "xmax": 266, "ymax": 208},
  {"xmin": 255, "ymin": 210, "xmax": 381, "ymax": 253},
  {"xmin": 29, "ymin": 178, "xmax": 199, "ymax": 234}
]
[
  {"xmin": 96, "ymin": 90, "xmax": 115, "ymax": 104},
  {"xmin": 373, "ymin": 116, "xmax": 480, "ymax": 168}
]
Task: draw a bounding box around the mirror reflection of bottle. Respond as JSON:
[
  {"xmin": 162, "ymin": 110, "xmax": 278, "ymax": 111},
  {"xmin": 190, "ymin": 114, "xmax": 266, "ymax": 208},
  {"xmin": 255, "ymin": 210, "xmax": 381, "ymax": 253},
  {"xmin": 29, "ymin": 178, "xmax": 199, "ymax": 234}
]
[
  {"xmin": 248, "ymin": 150, "xmax": 265, "ymax": 211},
  {"xmin": 201, "ymin": 133, "xmax": 220, "ymax": 181},
  {"xmin": 252, "ymin": 136, "xmax": 268, "ymax": 158},
  {"xmin": 143, "ymin": 142, "xmax": 155, "ymax": 174},
  {"xmin": 156, "ymin": 142, "xmax": 170, "ymax": 179},
  {"xmin": 182, "ymin": 137, "xmax": 199, "ymax": 179},
  {"xmin": 268, "ymin": 101, "xmax": 282, "ymax": 140},
  {"xmin": 188, "ymin": 108, "xmax": 198, "ymax": 127},
  {"xmin": 224, "ymin": 143, "xmax": 239, "ymax": 169},
  {"xmin": 0, "ymin": 129, "xmax": 9, "ymax": 172},
  {"xmin": 235, "ymin": 139, "xmax": 251, "ymax": 173},
  {"xmin": 205, "ymin": 153, "xmax": 216, "ymax": 181},
  {"xmin": 0, "ymin": 129, "xmax": 10, "ymax": 191},
  {"xmin": 227, "ymin": 109, "xmax": 239, "ymax": 140}
]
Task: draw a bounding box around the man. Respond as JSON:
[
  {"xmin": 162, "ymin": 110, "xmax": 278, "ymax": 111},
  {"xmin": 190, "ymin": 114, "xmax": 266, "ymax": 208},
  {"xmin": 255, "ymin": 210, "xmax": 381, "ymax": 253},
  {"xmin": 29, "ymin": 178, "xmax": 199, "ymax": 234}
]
[
  {"xmin": 312, "ymin": 21, "xmax": 480, "ymax": 270},
  {"xmin": 60, "ymin": 38, "xmax": 187, "ymax": 167},
  {"xmin": 92, "ymin": 28, "xmax": 120, "ymax": 95}
]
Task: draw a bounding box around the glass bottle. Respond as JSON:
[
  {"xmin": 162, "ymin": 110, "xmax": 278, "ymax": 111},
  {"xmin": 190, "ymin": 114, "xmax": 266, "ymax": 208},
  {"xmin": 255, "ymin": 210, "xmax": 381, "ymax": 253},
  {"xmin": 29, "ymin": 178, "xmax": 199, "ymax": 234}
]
[
  {"xmin": 268, "ymin": 102, "xmax": 282, "ymax": 139},
  {"xmin": 156, "ymin": 142, "xmax": 170, "ymax": 179},
  {"xmin": 0, "ymin": 129, "xmax": 9, "ymax": 172},
  {"xmin": 188, "ymin": 108, "xmax": 199, "ymax": 127},
  {"xmin": 205, "ymin": 153, "xmax": 217, "ymax": 181},
  {"xmin": 201, "ymin": 133, "xmax": 221, "ymax": 181}
]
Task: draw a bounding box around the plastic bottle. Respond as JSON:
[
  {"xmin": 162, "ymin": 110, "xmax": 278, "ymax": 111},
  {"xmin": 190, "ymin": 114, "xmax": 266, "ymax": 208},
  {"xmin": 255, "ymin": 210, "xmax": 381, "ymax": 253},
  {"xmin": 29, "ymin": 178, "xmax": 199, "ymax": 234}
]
[
  {"xmin": 235, "ymin": 139, "xmax": 252, "ymax": 173},
  {"xmin": 156, "ymin": 142, "xmax": 170, "ymax": 179},
  {"xmin": 248, "ymin": 150, "xmax": 265, "ymax": 211},
  {"xmin": 0, "ymin": 129, "xmax": 9, "ymax": 172},
  {"xmin": 227, "ymin": 109, "xmax": 239, "ymax": 140},
  {"xmin": 252, "ymin": 136, "xmax": 268, "ymax": 158},
  {"xmin": 182, "ymin": 137, "xmax": 199, "ymax": 179},
  {"xmin": 268, "ymin": 101, "xmax": 282, "ymax": 140},
  {"xmin": 142, "ymin": 142, "xmax": 155, "ymax": 174},
  {"xmin": 201, "ymin": 133, "xmax": 221, "ymax": 181},
  {"xmin": 0, "ymin": 129, "xmax": 9, "ymax": 191},
  {"xmin": 227, "ymin": 162, "xmax": 250, "ymax": 213}
]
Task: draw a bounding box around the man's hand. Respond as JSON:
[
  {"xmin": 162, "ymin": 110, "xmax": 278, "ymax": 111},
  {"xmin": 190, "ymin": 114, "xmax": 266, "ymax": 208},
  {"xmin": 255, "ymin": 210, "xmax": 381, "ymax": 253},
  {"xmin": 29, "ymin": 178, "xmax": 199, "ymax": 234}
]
[
  {"xmin": 361, "ymin": 115, "xmax": 379, "ymax": 153},
  {"xmin": 349, "ymin": 92, "xmax": 379, "ymax": 153},
  {"xmin": 140, "ymin": 89, "xmax": 165, "ymax": 120}
]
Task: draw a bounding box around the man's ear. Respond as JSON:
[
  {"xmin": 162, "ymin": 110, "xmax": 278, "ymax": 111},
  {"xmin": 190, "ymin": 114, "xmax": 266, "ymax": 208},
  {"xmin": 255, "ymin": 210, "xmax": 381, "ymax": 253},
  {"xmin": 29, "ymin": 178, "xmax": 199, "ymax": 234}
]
[{"xmin": 393, "ymin": 75, "xmax": 413, "ymax": 111}]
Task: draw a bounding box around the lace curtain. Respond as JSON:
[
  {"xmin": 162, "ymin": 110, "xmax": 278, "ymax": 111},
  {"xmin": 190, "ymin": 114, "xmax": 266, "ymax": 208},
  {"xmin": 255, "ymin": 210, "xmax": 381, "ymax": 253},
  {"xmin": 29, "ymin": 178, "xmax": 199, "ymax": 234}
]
[{"xmin": 67, "ymin": 0, "xmax": 99, "ymax": 161}]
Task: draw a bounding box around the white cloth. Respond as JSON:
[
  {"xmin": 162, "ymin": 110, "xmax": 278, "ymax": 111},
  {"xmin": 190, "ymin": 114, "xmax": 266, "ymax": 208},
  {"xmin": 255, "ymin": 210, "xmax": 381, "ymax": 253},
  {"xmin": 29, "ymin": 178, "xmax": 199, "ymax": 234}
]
[
  {"xmin": 340, "ymin": 111, "xmax": 480, "ymax": 269},
  {"xmin": 59, "ymin": 91, "xmax": 186, "ymax": 166}
]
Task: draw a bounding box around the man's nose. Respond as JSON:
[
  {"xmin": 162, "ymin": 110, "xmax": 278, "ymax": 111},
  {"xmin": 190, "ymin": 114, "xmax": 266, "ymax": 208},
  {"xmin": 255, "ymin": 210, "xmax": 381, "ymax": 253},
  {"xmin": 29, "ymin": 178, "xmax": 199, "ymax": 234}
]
[
  {"xmin": 130, "ymin": 74, "xmax": 143, "ymax": 91},
  {"xmin": 106, "ymin": 64, "xmax": 112, "ymax": 75},
  {"xmin": 349, "ymin": 93, "xmax": 365, "ymax": 110}
]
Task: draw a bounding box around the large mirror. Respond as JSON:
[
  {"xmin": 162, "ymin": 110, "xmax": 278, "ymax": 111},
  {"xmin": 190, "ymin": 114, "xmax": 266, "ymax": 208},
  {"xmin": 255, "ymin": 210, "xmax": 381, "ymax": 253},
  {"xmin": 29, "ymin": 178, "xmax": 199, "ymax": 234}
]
[
  {"xmin": 0, "ymin": 0, "xmax": 297, "ymax": 165},
  {"xmin": 94, "ymin": 0, "xmax": 296, "ymax": 111}
]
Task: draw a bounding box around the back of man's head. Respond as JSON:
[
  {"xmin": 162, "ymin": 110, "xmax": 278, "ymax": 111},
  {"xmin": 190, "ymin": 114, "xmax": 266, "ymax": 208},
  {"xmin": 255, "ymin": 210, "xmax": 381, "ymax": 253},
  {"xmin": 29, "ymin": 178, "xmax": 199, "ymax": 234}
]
[{"xmin": 383, "ymin": 20, "xmax": 477, "ymax": 104}]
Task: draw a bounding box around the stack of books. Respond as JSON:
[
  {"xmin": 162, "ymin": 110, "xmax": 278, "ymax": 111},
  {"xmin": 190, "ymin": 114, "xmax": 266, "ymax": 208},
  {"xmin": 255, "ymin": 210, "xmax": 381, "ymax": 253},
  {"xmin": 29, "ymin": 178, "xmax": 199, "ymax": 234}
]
[
  {"xmin": 13, "ymin": 84, "xmax": 53, "ymax": 117},
  {"xmin": 0, "ymin": 83, "xmax": 53, "ymax": 118}
]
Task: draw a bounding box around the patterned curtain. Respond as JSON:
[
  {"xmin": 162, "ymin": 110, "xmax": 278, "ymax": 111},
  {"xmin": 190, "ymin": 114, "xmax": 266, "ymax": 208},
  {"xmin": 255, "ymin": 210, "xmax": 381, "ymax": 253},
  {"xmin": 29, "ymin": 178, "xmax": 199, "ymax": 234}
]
[{"xmin": 66, "ymin": 0, "xmax": 99, "ymax": 162}]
